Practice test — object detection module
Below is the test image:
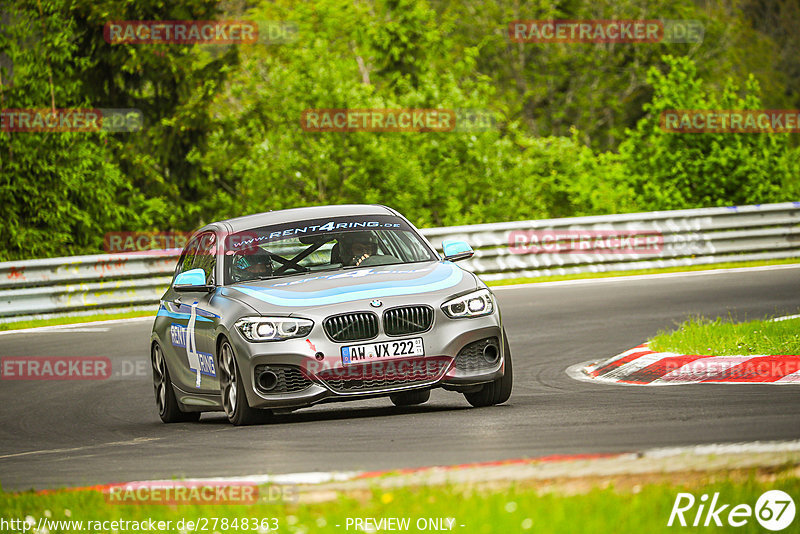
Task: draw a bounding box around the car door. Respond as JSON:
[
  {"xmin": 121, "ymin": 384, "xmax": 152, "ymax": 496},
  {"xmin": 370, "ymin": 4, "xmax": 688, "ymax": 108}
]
[
  {"xmin": 186, "ymin": 230, "xmax": 221, "ymax": 393},
  {"xmin": 159, "ymin": 235, "xmax": 198, "ymax": 391},
  {"xmin": 163, "ymin": 231, "xmax": 220, "ymax": 393}
]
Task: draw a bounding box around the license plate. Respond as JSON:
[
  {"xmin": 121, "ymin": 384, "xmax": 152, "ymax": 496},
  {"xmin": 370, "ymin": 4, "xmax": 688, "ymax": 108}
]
[{"xmin": 341, "ymin": 338, "xmax": 425, "ymax": 365}]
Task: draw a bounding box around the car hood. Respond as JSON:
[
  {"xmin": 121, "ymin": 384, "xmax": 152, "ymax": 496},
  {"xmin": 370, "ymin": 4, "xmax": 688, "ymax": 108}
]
[{"xmin": 221, "ymin": 261, "xmax": 477, "ymax": 311}]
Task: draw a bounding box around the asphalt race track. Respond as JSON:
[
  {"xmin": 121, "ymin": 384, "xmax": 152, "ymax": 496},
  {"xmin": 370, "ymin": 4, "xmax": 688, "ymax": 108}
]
[{"xmin": 1, "ymin": 266, "xmax": 799, "ymax": 491}]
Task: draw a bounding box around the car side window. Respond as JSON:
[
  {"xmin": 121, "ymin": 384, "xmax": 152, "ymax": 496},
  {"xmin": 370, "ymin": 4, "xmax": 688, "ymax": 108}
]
[
  {"xmin": 192, "ymin": 232, "xmax": 217, "ymax": 285},
  {"xmin": 175, "ymin": 236, "xmax": 201, "ymax": 278}
]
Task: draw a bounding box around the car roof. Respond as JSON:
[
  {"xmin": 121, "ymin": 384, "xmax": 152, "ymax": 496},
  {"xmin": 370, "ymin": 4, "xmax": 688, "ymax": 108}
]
[{"xmin": 205, "ymin": 204, "xmax": 399, "ymax": 233}]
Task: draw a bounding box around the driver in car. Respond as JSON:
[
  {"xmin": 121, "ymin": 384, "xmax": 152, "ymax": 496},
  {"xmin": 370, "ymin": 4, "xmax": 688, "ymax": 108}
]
[
  {"xmin": 340, "ymin": 233, "xmax": 378, "ymax": 267},
  {"xmin": 230, "ymin": 247, "xmax": 273, "ymax": 281}
]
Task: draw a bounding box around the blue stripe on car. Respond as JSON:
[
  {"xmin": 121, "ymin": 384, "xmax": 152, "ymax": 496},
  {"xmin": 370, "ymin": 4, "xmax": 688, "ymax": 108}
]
[
  {"xmin": 232, "ymin": 263, "xmax": 463, "ymax": 307},
  {"xmin": 156, "ymin": 306, "xmax": 214, "ymax": 322}
]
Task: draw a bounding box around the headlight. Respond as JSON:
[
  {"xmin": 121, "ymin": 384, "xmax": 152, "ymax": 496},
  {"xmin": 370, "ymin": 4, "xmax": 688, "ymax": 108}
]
[
  {"xmin": 235, "ymin": 317, "xmax": 314, "ymax": 342},
  {"xmin": 442, "ymin": 289, "xmax": 494, "ymax": 318}
]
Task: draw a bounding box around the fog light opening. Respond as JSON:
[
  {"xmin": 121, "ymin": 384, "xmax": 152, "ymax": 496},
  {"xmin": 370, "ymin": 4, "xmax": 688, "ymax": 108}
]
[
  {"xmin": 257, "ymin": 370, "xmax": 279, "ymax": 391},
  {"xmin": 482, "ymin": 343, "xmax": 499, "ymax": 364}
]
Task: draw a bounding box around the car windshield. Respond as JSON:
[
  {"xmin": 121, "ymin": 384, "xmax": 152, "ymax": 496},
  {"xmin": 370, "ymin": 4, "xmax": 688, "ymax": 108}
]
[{"xmin": 223, "ymin": 214, "xmax": 437, "ymax": 284}]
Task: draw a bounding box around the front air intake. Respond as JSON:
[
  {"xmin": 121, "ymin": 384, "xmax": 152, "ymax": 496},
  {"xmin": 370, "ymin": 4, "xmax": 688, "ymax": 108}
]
[{"xmin": 455, "ymin": 337, "xmax": 501, "ymax": 371}]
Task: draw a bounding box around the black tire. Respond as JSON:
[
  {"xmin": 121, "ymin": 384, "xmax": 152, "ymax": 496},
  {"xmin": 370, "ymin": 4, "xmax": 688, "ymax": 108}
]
[
  {"xmin": 390, "ymin": 388, "xmax": 431, "ymax": 407},
  {"xmin": 218, "ymin": 338, "xmax": 271, "ymax": 426},
  {"xmin": 152, "ymin": 343, "xmax": 201, "ymax": 423},
  {"xmin": 464, "ymin": 330, "xmax": 513, "ymax": 408}
]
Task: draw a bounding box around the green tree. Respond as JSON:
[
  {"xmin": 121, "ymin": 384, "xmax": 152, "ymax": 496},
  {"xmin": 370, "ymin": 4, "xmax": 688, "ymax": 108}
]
[
  {"xmin": 71, "ymin": 0, "xmax": 240, "ymax": 228},
  {"xmin": 618, "ymin": 55, "xmax": 796, "ymax": 210},
  {"xmin": 194, "ymin": 0, "xmax": 629, "ymax": 227},
  {"xmin": 430, "ymin": 0, "xmax": 785, "ymax": 151},
  {"xmin": 0, "ymin": 0, "xmax": 141, "ymax": 261}
]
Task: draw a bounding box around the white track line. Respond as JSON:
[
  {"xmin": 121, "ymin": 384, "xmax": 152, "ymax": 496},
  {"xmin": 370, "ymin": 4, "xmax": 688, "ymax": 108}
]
[
  {"xmin": 491, "ymin": 263, "xmax": 800, "ymax": 290},
  {"xmin": 102, "ymin": 439, "xmax": 800, "ymax": 489},
  {"xmin": 643, "ymin": 439, "xmax": 800, "ymax": 458},
  {"xmin": 2, "ymin": 264, "xmax": 797, "ymax": 334},
  {"xmin": 0, "ymin": 437, "xmax": 160, "ymax": 460},
  {"xmin": 772, "ymin": 314, "xmax": 800, "ymax": 322},
  {"xmin": 0, "ymin": 316, "xmax": 153, "ymax": 336},
  {"xmin": 776, "ymin": 370, "xmax": 800, "ymax": 383},
  {"xmin": 119, "ymin": 472, "xmax": 362, "ymax": 487}
]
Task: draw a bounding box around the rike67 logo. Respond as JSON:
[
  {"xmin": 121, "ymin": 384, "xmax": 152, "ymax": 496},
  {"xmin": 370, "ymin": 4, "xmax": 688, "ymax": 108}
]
[{"xmin": 668, "ymin": 490, "xmax": 795, "ymax": 531}]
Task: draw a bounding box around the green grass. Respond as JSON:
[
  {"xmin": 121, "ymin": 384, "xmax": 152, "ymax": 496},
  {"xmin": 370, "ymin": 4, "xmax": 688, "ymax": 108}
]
[
  {"xmin": 0, "ymin": 310, "xmax": 154, "ymax": 332},
  {"xmin": 1, "ymin": 472, "xmax": 797, "ymax": 533},
  {"xmin": 650, "ymin": 315, "xmax": 800, "ymax": 356},
  {"xmin": 485, "ymin": 258, "xmax": 800, "ymax": 286}
]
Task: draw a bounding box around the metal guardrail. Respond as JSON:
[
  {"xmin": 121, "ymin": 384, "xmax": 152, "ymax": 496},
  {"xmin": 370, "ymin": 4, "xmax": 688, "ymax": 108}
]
[{"xmin": 1, "ymin": 202, "xmax": 798, "ymax": 321}]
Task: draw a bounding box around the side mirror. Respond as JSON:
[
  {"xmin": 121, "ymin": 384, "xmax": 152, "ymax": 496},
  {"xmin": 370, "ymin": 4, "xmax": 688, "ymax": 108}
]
[
  {"xmin": 441, "ymin": 239, "xmax": 474, "ymax": 262},
  {"xmin": 174, "ymin": 268, "xmax": 214, "ymax": 292}
]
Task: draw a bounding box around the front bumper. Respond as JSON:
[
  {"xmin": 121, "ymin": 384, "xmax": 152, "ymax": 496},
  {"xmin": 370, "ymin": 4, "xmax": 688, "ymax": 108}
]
[{"xmin": 229, "ymin": 310, "xmax": 504, "ymax": 410}]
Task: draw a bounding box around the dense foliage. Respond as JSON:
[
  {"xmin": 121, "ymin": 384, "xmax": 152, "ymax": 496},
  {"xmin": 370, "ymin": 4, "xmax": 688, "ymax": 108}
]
[{"xmin": 1, "ymin": 0, "xmax": 798, "ymax": 260}]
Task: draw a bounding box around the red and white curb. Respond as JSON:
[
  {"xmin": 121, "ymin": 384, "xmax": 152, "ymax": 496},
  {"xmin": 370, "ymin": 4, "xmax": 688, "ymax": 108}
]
[
  {"xmin": 568, "ymin": 343, "xmax": 800, "ymax": 386},
  {"xmin": 32, "ymin": 440, "xmax": 800, "ymax": 498},
  {"xmin": 33, "ymin": 454, "xmax": 617, "ymax": 496}
]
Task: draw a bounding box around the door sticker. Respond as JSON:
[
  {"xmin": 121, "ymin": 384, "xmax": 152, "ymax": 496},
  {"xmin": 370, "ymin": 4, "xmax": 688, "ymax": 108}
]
[{"xmin": 169, "ymin": 302, "xmax": 216, "ymax": 387}]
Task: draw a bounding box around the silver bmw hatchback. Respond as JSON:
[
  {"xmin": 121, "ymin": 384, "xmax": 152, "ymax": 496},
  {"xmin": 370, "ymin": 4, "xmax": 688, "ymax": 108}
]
[{"xmin": 150, "ymin": 204, "xmax": 512, "ymax": 425}]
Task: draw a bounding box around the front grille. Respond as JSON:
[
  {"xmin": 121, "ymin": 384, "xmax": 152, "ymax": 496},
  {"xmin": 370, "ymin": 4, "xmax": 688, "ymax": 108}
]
[
  {"xmin": 383, "ymin": 305, "xmax": 434, "ymax": 336},
  {"xmin": 455, "ymin": 337, "xmax": 500, "ymax": 372},
  {"xmin": 323, "ymin": 312, "xmax": 379, "ymax": 342},
  {"xmin": 253, "ymin": 365, "xmax": 313, "ymax": 394}
]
